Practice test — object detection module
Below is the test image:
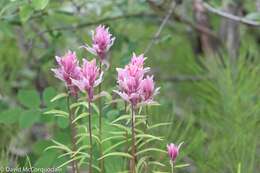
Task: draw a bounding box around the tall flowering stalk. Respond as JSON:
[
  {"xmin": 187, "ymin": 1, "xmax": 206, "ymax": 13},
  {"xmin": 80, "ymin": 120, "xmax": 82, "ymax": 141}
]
[
  {"xmin": 83, "ymin": 25, "xmax": 115, "ymax": 66},
  {"xmin": 52, "ymin": 51, "xmax": 81, "ymax": 173},
  {"xmin": 82, "ymin": 25, "xmax": 115, "ymax": 173},
  {"xmin": 72, "ymin": 59, "xmax": 103, "ymax": 173},
  {"xmin": 167, "ymin": 143, "xmax": 183, "ymax": 173},
  {"xmin": 52, "ymin": 51, "xmax": 81, "ymax": 97},
  {"xmin": 115, "ymin": 53, "xmax": 159, "ymax": 173}
]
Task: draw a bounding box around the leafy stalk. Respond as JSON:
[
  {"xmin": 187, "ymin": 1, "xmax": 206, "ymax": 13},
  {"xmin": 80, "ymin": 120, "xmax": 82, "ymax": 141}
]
[
  {"xmin": 145, "ymin": 106, "xmax": 149, "ymax": 127},
  {"xmin": 144, "ymin": 105, "xmax": 149, "ymax": 173},
  {"xmin": 88, "ymin": 99, "xmax": 93, "ymax": 173},
  {"xmin": 98, "ymin": 61, "xmax": 104, "ymax": 173},
  {"xmin": 130, "ymin": 104, "xmax": 136, "ymax": 173},
  {"xmin": 67, "ymin": 93, "xmax": 79, "ymax": 173},
  {"xmin": 124, "ymin": 101, "xmax": 130, "ymax": 170}
]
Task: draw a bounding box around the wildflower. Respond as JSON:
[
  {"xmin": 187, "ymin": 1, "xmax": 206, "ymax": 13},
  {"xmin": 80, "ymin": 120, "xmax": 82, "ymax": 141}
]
[
  {"xmin": 140, "ymin": 75, "xmax": 159, "ymax": 103},
  {"xmin": 72, "ymin": 59, "xmax": 103, "ymax": 101},
  {"xmin": 83, "ymin": 25, "xmax": 115, "ymax": 61},
  {"xmin": 167, "ymin": 143, "xmax": 183, "ymax": 162},
  {"xmin": 130, "ymin": 53, "xmax": 146, "ymax": 67},
  {"xmin": 51, "ymin": 51, "xmax": 81, "ymax": 96},
  {"xmin": 115, "ymin": 53, "xmax": 158, "ymax": 106}
]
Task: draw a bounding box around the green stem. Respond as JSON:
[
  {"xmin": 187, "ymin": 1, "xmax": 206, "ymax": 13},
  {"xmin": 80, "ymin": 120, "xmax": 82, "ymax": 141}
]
[
  {"xmin": 98, "ymin": 61, "xmax": 104, "ymax": 173},
  {"xmin": 124, "ymin": 101, "xmax": 129, "ymax": 170},
  {"xmin": 144, "ymin": 106, "xmax": 149, "ymax": 173},
  {"xmin": 130, "ymin": 104, "xmax": 136, "ymax": 173},
  {"xmin": 67, "ymin": 93, "xmax": 80, "ymax": 173},
  {"xmin": 170, "ymin": 161, "xmax": 174, "ymax": 173},
  {"xmin": 145, "ymin": 106, "xmax": 149, "ymax": 127},
  {"xmin": 88, "ymin": 100, "xmax": 93, "ymax": 173}
]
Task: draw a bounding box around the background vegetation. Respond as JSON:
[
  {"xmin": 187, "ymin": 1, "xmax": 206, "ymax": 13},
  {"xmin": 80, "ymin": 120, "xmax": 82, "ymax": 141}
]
[{"xmin": 0, "ymin": 0, "xmax": 259, "ymax": 172}]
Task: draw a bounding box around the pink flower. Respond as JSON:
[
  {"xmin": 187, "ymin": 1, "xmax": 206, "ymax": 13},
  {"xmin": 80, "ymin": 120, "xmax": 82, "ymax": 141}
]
[
  {"xmin": 83, "ymin": 25, "xmax": 115, "ymax": 61},
  {"xmin": 167, "ymin": 143, "xmax": 183, "ymax": 162},
  {"xmin": 115, "ymin": 74, "xmax": 142, "ymax": 105},
  {"xmin": 130, "ymin": 53, "xmax": 146, "ymax": 67},
  {"xmin": 51, "ymin": 51, "xmax": 81, "ymax": 96},
  {"xmin": 72, "ymin": 59, "xmax": 103, "ymax": 101},
  {"xmin": 140, "ymin": 76, "xmax": 159, "ymax": 102},
  {"xmin": 114, "ymin": 53, "xmax": 158, "ymax": 106}
]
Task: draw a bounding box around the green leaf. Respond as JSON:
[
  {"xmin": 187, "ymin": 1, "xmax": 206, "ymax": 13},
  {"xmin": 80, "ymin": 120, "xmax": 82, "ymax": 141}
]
[
  {"xmin": 136, "ymin": 148, "xmax": 167, "ymax": 156},
  {"xmin": 148, "ymin": 122, "xmax": 171, "ymax": 130},
  {"xmin": 57, "ymin": 156, "xmax": 83, "ymax": 169},
  {"xmin": 149, "ymin": 161, "xmax": 165, "ymax": 167},
  {"xmin": 136, "ymin": 156, "xmax": 148, "ymax": 173},
  {"xmin": 136, "ymin": 134, "xmax": 163, "ymax": 141},
  {"xmin": 104, "ymin": 140, "xmax": 128, "ymax": 154},
  {"xmin": 101, "ymin": 135, "xmax": 125, "ymax": 144},
  {"xmin": 174, "ymin": 163, "xmax": 190, "ymax": 168},
  {"xmin": 43, "ymin": 87, "xmax": 56, "ymax": 107},
  {"xmin": 70, "ymin": 101, "xmax": 88, "ymax": 109},
  {"xmin": 44, "ymin": 109, "xmax": 69, "ymax": 117},
  {"xmin": 98, "ymin": 152, "xmax": 132, "ymax": 160},
  {"xmin": 0, "ymin": 108, "xmax": 21, "ymax": 124},
  {"xmin": 51, "ymin": 93, "xmax": 68, "ymax": 102},
  {"xmin": 45, "ymin": 139, "xmax": 71, "ymax": 153},
  {"xmin": 19, "ymin": 110, "xmax": 41, "ymax": 128},
  {"xmin": 19, "ymin": 5, "xmax": 33, "ymax": 23},
  {"xmin": 237, "ymin": 162, "xmax": 241, "ymax": 173},
  {"xmin": 72, "ymin": 112, "xmax": 89, "ymax": 123},
  {"xmin": 32, "ymin": 0, "xmax": 49, "ymax": 10},
  {"xmin": 18, "ymin": 89, "xmax": 40, "ymax": 109}
]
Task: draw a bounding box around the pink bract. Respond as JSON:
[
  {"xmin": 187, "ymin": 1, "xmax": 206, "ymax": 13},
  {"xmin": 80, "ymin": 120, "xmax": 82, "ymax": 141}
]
[
  {"xmin": 72, "ymin": 59, "xmax": 103, "ymax": 101},
  {"xmin": 114, "ymin": 53, "xmax": 159, "ymax": 106},
  {"xmin": 51, "ymin": 50, "xmax": 81, "ymax": 96},
  {"xmin": 167, "ymin": 143, "xmax": 183, "ymax": 162},
  {"xmin": 83, "ymin": 25, "xmax": 115, "ymax": 61}
]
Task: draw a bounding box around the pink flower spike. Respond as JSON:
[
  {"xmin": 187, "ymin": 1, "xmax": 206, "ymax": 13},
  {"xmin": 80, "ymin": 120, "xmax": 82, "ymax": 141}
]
[
  {"xmin": 115, "ymin": 52, "xmax": 159, "ymax": 106},
  {"xmin": 130, "ymin": 53, "xmax": 146, "ymax": 67},
  {"xmin": 84, "ymin": 25, "xmax": 115, "ymax": 61},
  {"xmin": 140, "ymin": 75, "xmax": 157, "ymax": 102},
  {"xmin": 167, "ymin": 142, "xmax": 183, "ymax": 162},
  {"xmin": 72, "ymin": 59, "xmax": 102, "ymax": 101},
  {"xmin": 51, "ymin": 50, "xmax": 81, "ymax": 96}
]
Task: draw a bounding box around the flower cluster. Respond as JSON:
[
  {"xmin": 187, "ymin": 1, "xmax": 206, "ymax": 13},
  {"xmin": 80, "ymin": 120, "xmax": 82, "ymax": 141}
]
[
  {"xmin": 115, "ymin": 53, "xmax": 159, "ymax": 106},
  {"xmin": 51, "ymin": 25, "xmax": 184, "ymax": 173},
  {"xmin": 83, "ymin": 25, "xmax": 115, "ymax": 62},
  {"xmin": 51, "ymin": 51, "xmax": 81, "ymax": 96},
  {"xmin": 167, "ymin": 142, "xmax": 183, "ymax": 162},
  {"xmin": 52, "ymin": 25, "xmax": 114, "ymax": 100},
  {"xmin": 72, "ymin": 59, "xmax": 102, "ymax": 101},
  {"xmin": 52, "ymin": 53, "xmax": 102, "ymax": 100}
]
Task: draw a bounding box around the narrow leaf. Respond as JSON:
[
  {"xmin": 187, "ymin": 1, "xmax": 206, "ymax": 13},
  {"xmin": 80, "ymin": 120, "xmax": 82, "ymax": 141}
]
[{"xmin": 98, "ymin": 152, "xmax": 132, "ymax": 160}]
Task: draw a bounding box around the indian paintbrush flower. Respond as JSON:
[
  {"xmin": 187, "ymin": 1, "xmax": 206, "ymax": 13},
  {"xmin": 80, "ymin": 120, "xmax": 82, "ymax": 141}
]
[
  {"xmin": 167, "ymin": 143, "xmax": 183, "ymax": 163},
  {"xmin": 72, "ymin": 59, "xmax": 103, "ymax": 101},
  {"xmin": 83, "ymin": 25, "xmax": 115, "ymax": 63},
  {"xmin": 130, "ymin": 53, "xmax": 146, "ymax": 67},
  {"xmin": 140, "ymin": 75, "xmax": 159, "ymax": 103},
  {"xmin": 115, "ymin": 53, "xmax": 158, "ymax": 106},
  {"xmin": 51, "ymin": 50, "xmax": 81, "ymax": 96}
]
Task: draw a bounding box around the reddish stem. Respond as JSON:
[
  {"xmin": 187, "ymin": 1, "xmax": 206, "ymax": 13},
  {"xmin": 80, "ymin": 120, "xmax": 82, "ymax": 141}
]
[
  {"xmin": 88, "ymin": 100, "xmax": 93, "ymax": 173},
  {"xmin": 130, "ymin": 104, "xmax": 136, "ymax": 173}
]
